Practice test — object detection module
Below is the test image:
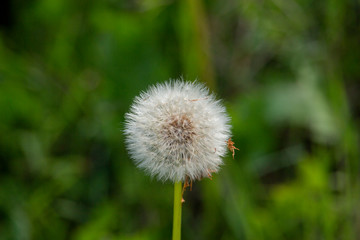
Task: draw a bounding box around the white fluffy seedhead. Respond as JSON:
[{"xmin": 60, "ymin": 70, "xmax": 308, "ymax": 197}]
[{"xmin": 124, "ymin": 80, "xmax": 231, "ymax": 182}]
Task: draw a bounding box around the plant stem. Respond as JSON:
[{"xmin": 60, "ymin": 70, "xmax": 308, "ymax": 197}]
[{"xmin": 172, "ymin": 181, "xmax": 182, "ymax": 240}]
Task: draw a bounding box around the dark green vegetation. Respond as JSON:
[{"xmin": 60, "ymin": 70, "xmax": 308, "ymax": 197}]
[{"xmin": 0, "ymin": 0, "xmax": 359, "ymax": 239}]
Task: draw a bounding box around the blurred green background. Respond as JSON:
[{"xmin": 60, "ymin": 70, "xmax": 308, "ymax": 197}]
[{"xmin": 0, "ymin": 0, "xmax": 359, "ymax": 239}]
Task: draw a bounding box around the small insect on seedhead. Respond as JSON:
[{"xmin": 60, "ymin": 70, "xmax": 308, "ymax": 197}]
[
  {"xmin": 227, "ymin": 138, "xmax": 239, "ymax": 159},
  {"xmin": 182, "ymin": 176, "xmax": 193, "ymax": 203}
]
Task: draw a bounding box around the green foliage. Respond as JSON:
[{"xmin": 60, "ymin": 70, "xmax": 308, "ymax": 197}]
[{"xmin": 0, "ymin": 0, "xmax": 359, "ymax": 239}]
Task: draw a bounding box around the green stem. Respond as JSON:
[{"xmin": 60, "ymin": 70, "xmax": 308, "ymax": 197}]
[{"xmin": 172, "ymin": 181, "xmax": 182, "ymax": 240}]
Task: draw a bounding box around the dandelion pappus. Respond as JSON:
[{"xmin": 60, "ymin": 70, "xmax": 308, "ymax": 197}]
[{"xmin": 184, "ymin": 97, "xmax": 208, "ymax": 102}]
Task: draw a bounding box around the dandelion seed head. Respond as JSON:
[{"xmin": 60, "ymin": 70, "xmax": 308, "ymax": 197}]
[{"xmin": 124, "ymin": 80, "xmax": 231, "ymax": 182}]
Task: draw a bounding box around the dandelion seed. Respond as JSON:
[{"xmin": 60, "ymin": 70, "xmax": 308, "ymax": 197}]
[{"xmin": 124, "ymin": 80, "xmax": 231, "ymax": 182}]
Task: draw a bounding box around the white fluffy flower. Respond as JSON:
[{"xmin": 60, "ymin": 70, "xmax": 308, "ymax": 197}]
[{"xmin": 124, "ymin": 80, "xmax": 231, "ymax": 182}]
